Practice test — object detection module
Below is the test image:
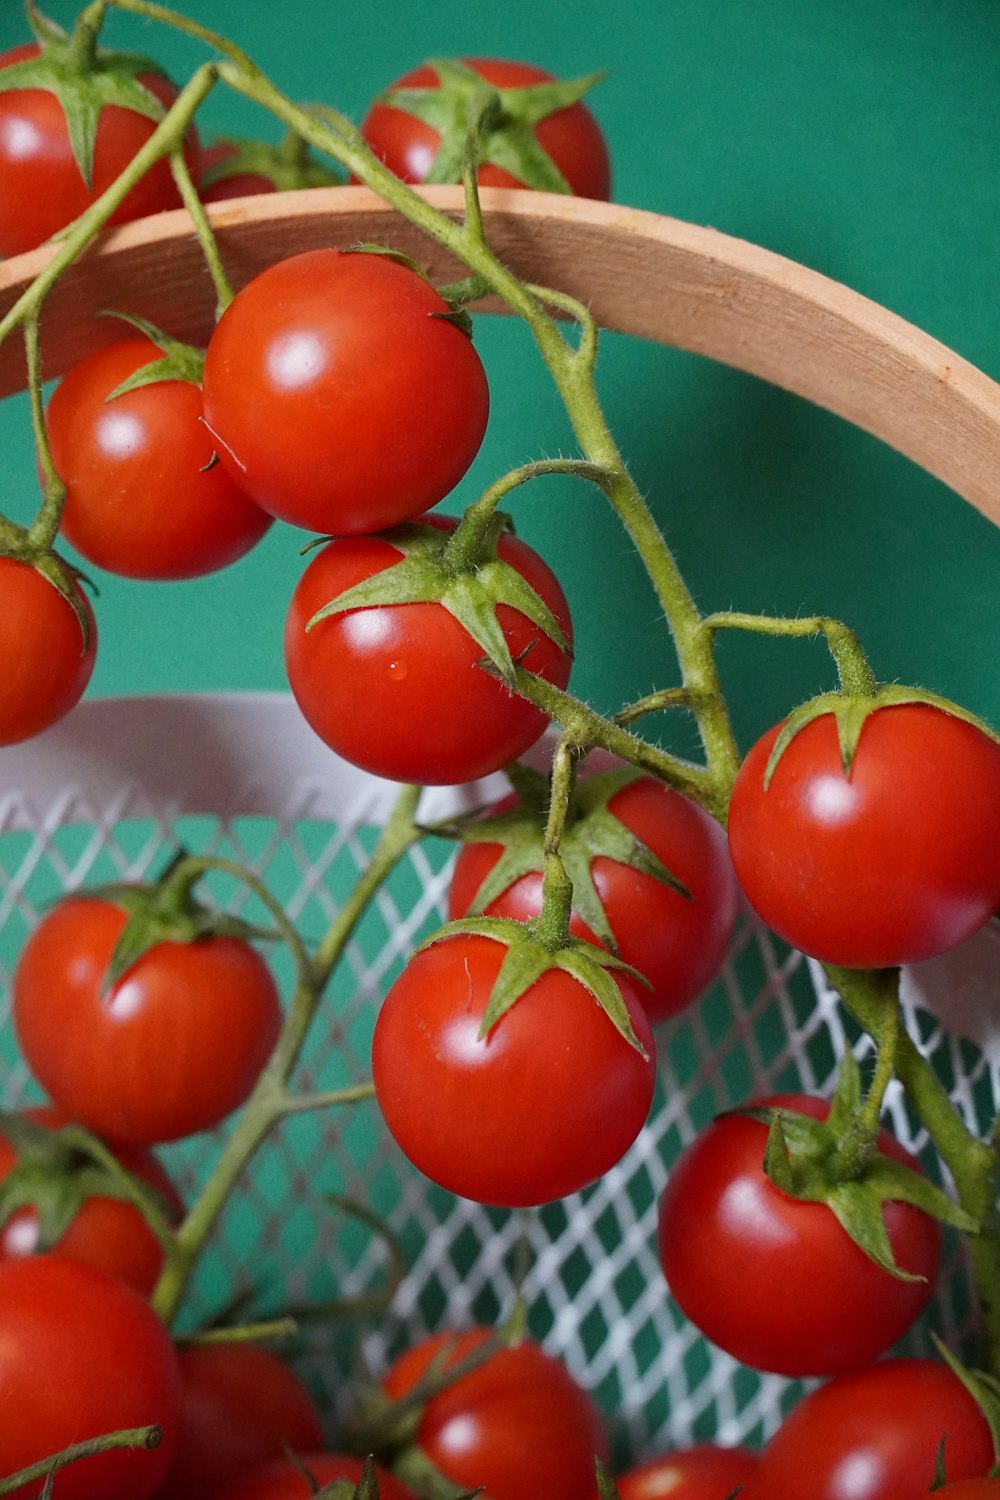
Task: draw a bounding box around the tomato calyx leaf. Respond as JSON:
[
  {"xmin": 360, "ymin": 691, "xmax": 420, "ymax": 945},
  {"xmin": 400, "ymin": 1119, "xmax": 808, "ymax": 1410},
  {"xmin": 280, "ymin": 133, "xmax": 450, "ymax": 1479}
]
[
  {"xmin": 595, "ymin": 1460, "xmax": 623, "ymax": 1499},
  {"xmin": 742, "ymin": 1092, "xmax": 977, "ymax": 1279},
  {"xmin": 379, "ymin": 57, "xmax": 606, "ymax": 193},
  {"xmin": 305, "ymin": 517, "xmax": 570, "ymax": 690},
  {"xmin": 1, "ymin": 9, "xmax": 172, "ymax": 195},
  {"xmin": 341, "ymin": 243, "xmax": 476, "ymax": 337},
  {"xmin": 200, "ymin": 130, "xmax": 343, "ymax": 192},
  {"xmin": 763, "ymin": 685, "xmax": 1000, "ymax": 788},
  {"xmin": 932, "ymin": 1337, "xmax": 1000, "ymax": 1475},
  {"xmin": 96, "ymin": 309, "xmax": 205, "ymax": 395}
]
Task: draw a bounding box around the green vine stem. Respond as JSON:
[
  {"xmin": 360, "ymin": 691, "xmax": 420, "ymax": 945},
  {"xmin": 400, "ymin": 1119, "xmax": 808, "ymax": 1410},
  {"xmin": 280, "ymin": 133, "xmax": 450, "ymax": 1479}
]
[
  {"xmin": 168, "ymin": 147, "xmax": 234, "ymax": 315},
  {"xmin": 701, "ymin": 611, "xmax": 878, "ymax": 697},
  {"xmin": 0, "ymin": 1425, "xmax": 161, "ymax": 1498}
]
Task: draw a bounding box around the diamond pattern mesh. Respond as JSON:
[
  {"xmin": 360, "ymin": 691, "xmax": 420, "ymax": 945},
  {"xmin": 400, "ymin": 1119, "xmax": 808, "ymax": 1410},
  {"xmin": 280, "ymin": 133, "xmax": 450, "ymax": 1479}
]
[{"xmin": 0, "ymin": 695, "xmax": 987, "ymax": 1464}]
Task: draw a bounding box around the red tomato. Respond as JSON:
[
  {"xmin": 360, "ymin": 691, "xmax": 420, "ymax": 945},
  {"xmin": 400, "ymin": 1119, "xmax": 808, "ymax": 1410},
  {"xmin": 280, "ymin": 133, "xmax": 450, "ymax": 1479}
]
[
  {"xmin": 210, "ymin": 1452, "xmax": 411, "ymax": 1500},
  {"xmin": 0, "ymin": 44, "xmax": 200, "ymax": 258},
  {"xmin": 933, "ymin": 1485, "xmax": 1000, "ymax": 1497},
  {"xmin": 657, "ymin": 1094, "xmax": 941, "ymax": 1377},
  {"xmin": 382, "ymin": 1328, "xmax": 609, "ymax": 1500},
  {"xmin": 726, "ymin": 703, "xmax": 1000, "ymax": 968},
  {"xmin": 0, "ymin": 555, "xmax": 95, "ymax": 745},
  {"xmin": 604, "ymin": 1444, "xmax": 760, "ymax": 1499},
  {"xmin": 0, "ymin": 1255, "xmax": 182, "ymax": 1500},
  {"xmin": 45, "ymin": 338, "xmax": 272, "ymax": 579},
  {"xmin": 738, "ymin": 1359, "xmax": 995, "ymax": 1500},
  {"xmin": 0, "ymin": 1105, "xmax": 181, "ymax": 1296},
  {"xmin": 201, "ymin": 249, "xmax": 490, "ymax": 534},
  {"xmin": 199, "ymin": 141, "xmax": 277, "ymax": 201},
  {"xmin": 13, "ymin": 896, "xmax": 282, "ymax": 1145},
  {"xmin": 448, "ymin": 775, "xmax": 739, "ymax": 1024},
  {"xmin": 154, "ymin": 1343, "xmax": 325, "ymax": 1500},
  {"xmin": 372, "ymin": 931, "xmax": 655, "ymax": 1207},
  {"xmin": 284, "ymin": 516, "xmax": 573, "ymax": 786},
  {"xmin": 361, "ymin": 58, "xmax": 611, "ymax": 199}
]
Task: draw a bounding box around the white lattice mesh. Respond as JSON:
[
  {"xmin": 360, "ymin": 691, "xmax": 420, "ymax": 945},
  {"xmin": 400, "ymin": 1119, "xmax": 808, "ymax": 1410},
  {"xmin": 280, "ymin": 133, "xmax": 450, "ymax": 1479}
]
[{"xmin": 0, "ymin": 693, "xmax": 992, "ymax": 1463}]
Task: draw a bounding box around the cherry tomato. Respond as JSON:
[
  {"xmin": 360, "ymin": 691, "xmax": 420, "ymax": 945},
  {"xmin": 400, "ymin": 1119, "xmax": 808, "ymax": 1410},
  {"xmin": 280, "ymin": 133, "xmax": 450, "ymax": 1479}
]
[
  {"xmin": 0, "ymin": 555, "xmax": 95, "ymax": 746},
  {"xmin": 210, "ymin": 1453, "xmax": 411, "ymax": 1500},
  {"xmin": 0, "ymin": 44, "xmax": 200, "ymax": 258},
  {"xmin": 932, "ymin": 1485, "xmax": 1000, "ymax": 1498},
  {"xmin": 0, "ymin": 1105, "xmax": 181, "ymax": 1296},
  {"xmin": 448, "ymin": 775, "xmax": 739, "ymax": 1024},
  {"xmin": 13, "ymin": 895, "xmax": 282, "ymax": 1145},
  {"xmin": 657, "ymin": 1094, "xmax": 941, "ymax": 1378},
  {"xmin": 155, "ymin": 1342, "xmax": 325, "ymax": 1500},
  {"xmin": 372, "ymin": 931, "xmax": 656, "ymax": 1207},
  {"xmin": 201, "ymin": 248, "xmax": 490, "ymax": 535},
  {"xmin": 361, "ymin": 58, "xmax": 611, "ymax": 199},
  {"xmin": 0, "ymin": 1255, "xmax": 182, "ymax": 1500},
  {"xmin": 284, "ymin": 516, "xmax": 573, "ymax": 786},
  {"xmin": 726, "ymin": 703, "xmax": 1000, "ymax": 968},
  {"xmin": 45, "ymin": 337, "xmax": 272, "ymax": 579},
  {"xmin": 382, "ymin": 1327, "xmax": 609, "ymax": 1500},
  {"xmin": 603, "ymin": 1444, "xmax": 760, "ymax": 1499},
  {"xmin": 738, "ymin": 1359, "xmax": 995, "ymax": 1500}
]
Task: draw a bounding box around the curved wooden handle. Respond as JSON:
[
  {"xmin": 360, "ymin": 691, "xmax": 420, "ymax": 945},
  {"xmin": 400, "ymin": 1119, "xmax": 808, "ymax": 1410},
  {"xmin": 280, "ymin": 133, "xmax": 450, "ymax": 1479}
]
[{"xmin": 2, "ymin": 184, "xmax": 998, "ymax": 527}]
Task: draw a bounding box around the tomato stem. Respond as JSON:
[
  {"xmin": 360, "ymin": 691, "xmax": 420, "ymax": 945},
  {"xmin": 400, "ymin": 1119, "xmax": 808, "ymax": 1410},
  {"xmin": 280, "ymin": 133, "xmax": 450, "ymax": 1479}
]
[
  {"xmin": 0, "ymin": 1425, "xmax": 161, "ymax": 1498},
  {"xmin": 701, "ymin": 611, "xmax": 878, "ymax": 697},
  {"xmin": 23, "ymin": 313, "xmax": 68, "ymax": 551},
  {"xmin": 168, "ymin": 147, "xmax": 235, "ymax": 317}
]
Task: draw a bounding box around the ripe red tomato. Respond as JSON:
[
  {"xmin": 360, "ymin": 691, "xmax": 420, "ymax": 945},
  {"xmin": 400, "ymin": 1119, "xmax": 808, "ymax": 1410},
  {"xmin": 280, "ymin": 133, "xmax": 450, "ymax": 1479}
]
[
  {"xmin": 0, "ymin": 44, "xmax": 200, "ymax": 258},
  {"xmin": 382, "ymin": 1327, "xmax": 609, "ymax": 1500},
  {"xmin": 738, "ymin": 1358, "xmax": 995, "ymax": 1500},
  {"xmin": 448, "ymin": 774, "xmax": 739, "ymax": 1024},
  {"xmin": 603, "ymin": 1444, "xmax": 760, "ymax": 1500},
  {"xmin": 0, "ymin": 1105, "xmax": 181, "ymax": 1296},
  {"xmin": 657, "ymin": 1093, "xmax": 941, "ymax": 1377},
  {"xmin": 13, "ymin": 895, "xmax": 282, "ymax": 1145},
  {"xmin": 201, "ymin": 248, "xmax": 490, "ymax": 535},
  {"xmin": 0, "ymin": 555, "xmax": 95, "ymax": 746},
  {"xmin": 284, "ymin": 516, "xmax": 573, "ymax": 786},
  {"xmin": 932, "ymin": 1485, "xmax": 1000, "ymax": 1498},
  {"xmin": 45, "ymin": 337, "xmax": 272, "ymax": 579},
  {"xmin": 726, "ymin": 703, "xmax": 1000, "ymax": 968},
  {"xmin": 154, "ymin": 1342, "xmax": 325, "ymax": 1500},
  {"xmin": 210, "ymin": 1452, "xmax": 411, "ymax": 1500},
  {"xmin": 0, "ymin": 1255, "xmax": 182, "ymax": 1500},
  {"xmin": 361, "ymin": 58, "xmax": 611, "ymax": 199},
  {"xmin": 372, "ymin": 931, "xmax": 656, "ymax": 1207}
]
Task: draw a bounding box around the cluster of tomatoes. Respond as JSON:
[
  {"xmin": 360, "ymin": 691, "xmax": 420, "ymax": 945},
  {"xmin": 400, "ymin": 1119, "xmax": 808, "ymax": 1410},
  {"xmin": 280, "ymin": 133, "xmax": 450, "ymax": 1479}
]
[{"xmin": 3, "ymin": 9, "xmax": 1000, "ymax": 1500}]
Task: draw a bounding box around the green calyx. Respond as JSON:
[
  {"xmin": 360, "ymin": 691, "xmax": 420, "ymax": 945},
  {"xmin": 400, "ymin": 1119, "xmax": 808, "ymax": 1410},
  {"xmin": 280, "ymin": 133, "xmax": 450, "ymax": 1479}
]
[
  {"xmin": 747, "ymin": 1056, "xmax": 977, "ymax": 1280},
  {"xmin": 342, "ymin": 242, "xmax": 476, "ymax": 336},
  {"xmin": 4, "ymin": 5, "xmax": 172, "ymax": 193},
  {"xmin": 98, "ymin": 309, "xmax": 205, "ymax": 397},
  {"xmin": 379, "ymin": 56, "xmax": 606, "ymax": 192},
  {"xmin": 88, "ymin": 850, "xmax": 277, "ymax": 992},
  {"xmin": 0, "ymin": 1112, "xmax": 163, "ymax": 1250},
  {"xmin": 444, "ymin": 765, "xmax": 689, "ymax": 955},
  {"xmin": 932, "ymin": 1338, "xmax": 1000, "ymax": 1477},
  {"xmin": 306, "ymin": 514, "xmax": 571, "ymax": 691},
  {"xmin": 200, "ymin": 128, "xmax": 343, "ymax": 192},
  {"xmin": 764, "ymin": 683, "xmax": 1000, "ymax": 788}
]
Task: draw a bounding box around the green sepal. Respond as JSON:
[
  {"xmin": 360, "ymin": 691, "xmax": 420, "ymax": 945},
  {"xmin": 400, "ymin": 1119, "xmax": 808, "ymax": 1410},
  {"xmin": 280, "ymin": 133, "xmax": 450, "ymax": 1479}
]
[
  {"xmin": 932, "ymin": 1336, "xmax": 1000, "ymax": 1476},
  {"xmin": 200, "ymin": 130, "xmax": 342, "ymax": 192},
  {"xmin": 304, "ymin": 517, "xmax": 570, "ymax": 689},
  {"xmin": 595, "ymin": 1460, "xmax": 622, "ymax": 1500},
  {"xmin": 0, "ymin": 12, "xmax": 171, "ymax": 193},
  {"xmin": 420, "ymin": 915, "xmax": 650, "ymax": 1057},
  {"xmin": 97, "ymin": 309, "xmax": 205, "ymax": 398},
  {"xmin": 341, "ymin": 242, "xmax": 475, "ymax": 336},
  {"xmin": 764, "ymin": 684, "xmax": 1000, "ymax": 788},
  {"xmin": 380, "ymin": 56, "xmax": 606, "ymax": 193}
]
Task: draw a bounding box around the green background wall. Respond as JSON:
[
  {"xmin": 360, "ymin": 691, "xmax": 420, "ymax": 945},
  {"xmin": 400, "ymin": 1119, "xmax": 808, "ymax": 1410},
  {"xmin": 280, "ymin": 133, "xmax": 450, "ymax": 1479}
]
[{"xmin": 1, "ymin": 0, "xmax": 997, "ymax": 756}]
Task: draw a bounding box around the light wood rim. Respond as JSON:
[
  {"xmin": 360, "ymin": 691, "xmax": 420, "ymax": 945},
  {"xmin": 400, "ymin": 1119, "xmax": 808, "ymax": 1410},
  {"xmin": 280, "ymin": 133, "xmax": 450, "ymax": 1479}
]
[{"xmin": 1, "ymin": 184, "xmax": 998, "ymax": 528}]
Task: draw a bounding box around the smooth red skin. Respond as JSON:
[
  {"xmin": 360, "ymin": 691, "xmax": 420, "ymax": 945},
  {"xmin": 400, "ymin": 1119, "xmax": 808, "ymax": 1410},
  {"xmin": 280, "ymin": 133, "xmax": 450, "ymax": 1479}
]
[
  {"xmin": 154, "ymin": 1343, "xmax": 325, "ymax": 1500},
  {"xmin": 738, "ymin": 1359, "xmax": 995, "ymax": 1500},
  {"xmin": 932, "ymin": 1485, "xmax": 1000, "ymax": 1498},
  {"xmin": 657, "ymin": 1093, "xmax": 941, "ymax": 1378},
  {"xmin": 201, "ymin": 248, "xmax": 490, "ymax": 534},
  {"xmin": 0, "ymin": 1105, "xmax": 181, "ymax": 1296},
  {"xmin": 449, "ymin": 777, "xmax": 739, "ymax": 1024},
  {"xmin": 210, "ymin": 1452, "xmax": 412, "ymax": 1500},
  {"xmin": 727, "ymin": 705, "xmax": 1000, "ymax": 968},
  {"xmin": 602, "ymin": 1445, "xmax": 760, "ymax": 1500},
  {"xmin": 0, "ymin": 556, "xmax": 96, "ymax": 745},
  {"xmin": 13, "ymin": 897, "xmax": 282, "ymax": 1146},
  {"xmin": 383, "ymin": 1328, "xmax": 609, "ymax": 1500},
  {"xmin": 0, "ymin": 1255, "xmax": 182, "ymax": 1500},
  {"xmin": 45, "ymin": 338, "xmax": 272, "ymax": 579},
  {"xmin": 0, "ymin": 45, "xmax": 200, "ymax": 258},
  {"xmin": 361, "ymin": 58, "xmax": 612, "ymax": 200},
  {"xmin": 372, "ymin": 931, "xmax": 655, "ymax": 1207},
  {"xmin": 284, "ymin": 516, "xmax": 573, "ymax": 786}
]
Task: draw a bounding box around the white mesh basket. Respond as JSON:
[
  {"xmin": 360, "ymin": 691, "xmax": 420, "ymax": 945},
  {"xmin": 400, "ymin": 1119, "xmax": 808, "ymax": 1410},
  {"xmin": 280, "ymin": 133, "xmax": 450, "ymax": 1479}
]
[{"xmin": 1, "ymin": 689, "xmax": 996, "ymax": 1462}]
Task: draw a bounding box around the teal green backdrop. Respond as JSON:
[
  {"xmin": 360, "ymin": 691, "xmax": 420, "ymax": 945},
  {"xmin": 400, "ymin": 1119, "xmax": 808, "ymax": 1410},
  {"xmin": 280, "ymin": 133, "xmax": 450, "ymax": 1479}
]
[{"xmin": 1, "ymin": 0, "xmax": 997, "ymax": 752}]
